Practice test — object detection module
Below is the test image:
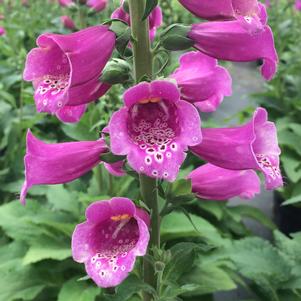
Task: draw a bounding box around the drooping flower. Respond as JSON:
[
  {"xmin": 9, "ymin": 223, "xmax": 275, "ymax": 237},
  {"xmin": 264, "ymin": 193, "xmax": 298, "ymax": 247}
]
[
  {"xmin": 86, "ymin": 0, "xmax": 107, "ymax": 12},
  {"xmin": 0, "ymin": 27, "xmax": 5, "ymax": 36},
  {"xmin": 23, "ymin": 25, "xmax": 115, "ymax": 122},
  {"xmin": 60, "ymin": 15, "xmax": 76, "ymax": 30},
  {"xmin": 72, "ymin": 197, "xmax": 150, "ymax": 288},
  {"xmin": 190, "ymin": 107, "xmax": 283, "ymax": 190},
  {"xmin": 295, "ymin": 0, "xmax": 301, "ymax": 11},
  {"xmin": 58, "ymin": 0, "xmax": 73, "ymax": 7},
  {"xmin": 170, "ymin": 51, "xmax": 232, "ymax": 112},
  {"xmin": 188, "ymin": 4, "xmax": 278, "ymax": 80},
  {"xmin": 178, "ymin": 0, "xmax": 261, "ymax": 26},
  {"xmin": 111, "ymin": 2, "xmax": 162, "ymax": 41},
  {"xmin": 20, "ymin": 130, "xmax": 108, "ymax": 204},
  {"xmin": 188, "ymin": 163, "xmax": 261, "ymax": 200},
  {"xmin": 109, "ymin": 80, "xmax": 202, "ymax": 181}
]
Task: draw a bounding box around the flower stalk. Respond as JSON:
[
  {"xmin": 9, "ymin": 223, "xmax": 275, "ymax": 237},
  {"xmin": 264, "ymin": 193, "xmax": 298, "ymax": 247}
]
[{"xmin": 128, "ymin": 0, "xmax": 159, "ymax": 299}]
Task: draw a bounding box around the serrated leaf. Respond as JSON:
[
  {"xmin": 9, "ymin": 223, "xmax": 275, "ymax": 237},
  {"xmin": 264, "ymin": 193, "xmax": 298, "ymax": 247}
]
[{"xmin": 58, "ymin": 277, "xmax": 100, "ymax": 301}]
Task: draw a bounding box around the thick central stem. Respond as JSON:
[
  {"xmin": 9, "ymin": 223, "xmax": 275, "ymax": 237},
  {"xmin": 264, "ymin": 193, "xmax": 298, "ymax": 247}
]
[{"xmin": 128, "ymin": 1, "xmax": 160, "ymax": 300}]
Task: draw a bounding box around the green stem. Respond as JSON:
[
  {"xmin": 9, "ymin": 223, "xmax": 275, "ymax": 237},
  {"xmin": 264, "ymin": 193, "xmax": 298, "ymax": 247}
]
[{"xmin": 128, "ymin": 1, "xmax": 160, "ymax": 300}]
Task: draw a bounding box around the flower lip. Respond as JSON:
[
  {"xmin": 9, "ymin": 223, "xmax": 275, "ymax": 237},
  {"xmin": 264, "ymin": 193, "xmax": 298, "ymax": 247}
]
[
  {"xmin": 72, "ymin": 198, "xmax": 150, "ymax": 288},
  {"xmin": 123, "ymin": 80, "xmax": 181, "ymax": 108}
]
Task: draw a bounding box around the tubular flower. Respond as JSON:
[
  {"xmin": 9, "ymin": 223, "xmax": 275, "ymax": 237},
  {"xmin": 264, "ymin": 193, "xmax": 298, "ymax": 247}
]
[
  {"xmin": 23, "ymin": 25, "xmax": 115, "ymax": 123},
  {"xmin": 60, "ymin": 15, "xmax": 76, "ymax": 30},
  {"xmin": 20, "ymin": 130, "xmax": 108, "ymax": 205},
  {"xmin": 295, "ymin": 0, "xmax": 301, "ymax": 11},
  {"xmin": 72, "ymin": 197, "xmax": 150, "ymax": 288},
  {"xmin": 109, "ymin": 80, "xmax": 202, "ymax": 181},
  {"xmin": 86, "ymin": 0, "xmax": 107, "ymax": 12},
  {"xmin": 111, "ymin": 2, "xmax": 162, "ymax": 41},
  {"xmin": 178, "ymin": 0, "xmax": 263, "ymax": 31},
  {"xmin": 58, "ymin": 0, "xmax": 73, "ymax": 7},
  {"xmin": 188, "ymin": 4, "xmax": 278, "ymax": 80},
  {"xmin": 188, "ymin": 164, "xmax": 261, "ymax": 200},
  {"xmin": 170, "ymin": 51, "xmax": 232, "ymax": 112},
  {"xmin": 0, "ymin": 27, "xmax": 5, "ymax": 36},
  {"xmin": 190, "ymin": 107, "xmax": 283, "ymax": 190}
]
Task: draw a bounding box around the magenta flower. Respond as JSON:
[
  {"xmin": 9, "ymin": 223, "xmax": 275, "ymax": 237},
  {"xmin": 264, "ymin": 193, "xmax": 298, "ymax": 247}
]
[
  {"xmin": 191, "ymin": 108, "xmax": 283, "ymax": 190},
  {"xmin": 170, "ymin": 51, "xmax": 232, "ymax": 112},
  {"xmin": 109, "ymin": 80, "xmax": 202, "ymax": 181},
  {"xmin": 295, "ymin": 0, "xmax": 301, "ymax": 11},
  {"xmin": 60, "ymin": 15, "xmax": 76, "ymax": 30},
  {"xmin": 58, "ymin": 0, "xmax": 73, "ymax": 7},
  {"xmin": 23, "ymin": 25, "xmax": 115, "ymax": 122},
  {"xmin": 178, "ymin": 0, "xmax": 261, "ymax": 23},
  {"xmin": 111, "ymin": 2, "xmax": 162, "ymax": 41},
  {"xmin": 72, "ymin": 197, "xmax": 150, "ymax": 288},
  {"xmin": 188, "ymin": 164, "xmax": 261, "ymax": 200},
  {"xmin": 188, "ymin": 5, "xmax": 278, "ymax": 80},
  {"xmin": 0, "ymin": 27, "xmax": 5, "ymax": 36},
  {"xmin": 86, "ymin": 0, "xmax": 107, "ymax": 12},
  {"xmin": 20, "ymin": 130, "xmax": 108, "ymax": 205}
]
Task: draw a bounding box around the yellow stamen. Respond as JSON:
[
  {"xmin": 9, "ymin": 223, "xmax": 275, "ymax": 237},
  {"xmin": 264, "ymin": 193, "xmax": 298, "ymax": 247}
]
[
  {"xmin": 110, "ymin": 214, "xmax": 130, "ymax": 221},
  {"xmin": 138, "ymin": 97, "xmax": 161, "ymax": 104}
]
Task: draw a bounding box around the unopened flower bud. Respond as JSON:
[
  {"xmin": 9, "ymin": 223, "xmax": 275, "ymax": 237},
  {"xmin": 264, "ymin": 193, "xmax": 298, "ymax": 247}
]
[{"xmin": 100, "ymin": 59, "xmax": 131, "ymax": 85}]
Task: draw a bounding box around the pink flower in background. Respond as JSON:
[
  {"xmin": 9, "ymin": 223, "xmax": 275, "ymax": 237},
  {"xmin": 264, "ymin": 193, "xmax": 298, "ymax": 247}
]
[
  {"xmin": 188, "ymin": 5, "xmax": 278, "ymax": 80},
  {"xmin": 104, "ymin": 161, "xmax": 126, "ymax": 177},
  {"xmin": 265, "ymin": 0, "xmax": 271, "ymax": 8},
  {"xmin": 58, "ymin": 0, "xmax": 73, "ymax": 7},
  {"xmin": 111, "ymin": 2, "xmax": 162, "ymax": 41},
  {"xmin": 72, "ymin": 197, "xmax": 150, "ymax": 288},
  {"xmin": 23, "ymin": 25, "xmax": 115, "ymax": 123},
  {"xmin": 170, "ymin": 51, "xmax": 232, "ymax": 112},
  {"xmin": 60, "ymin": 15, "xmax": 76, "ymax": 30},
  {"xmin": 191, "ymin": 107, "xmax": 283, "ymax": 190},
  {"xmin": 0, "ymin": 27, "xmax": 5, "ymax": 36},
  {"xmin": 109, "ymin": 80, "xmax": 202, "ymax": 181},
  {"xmin": 20, "ymin": 130, "xmax": 108, "ymax": 204},
  {"xmin": 87, "ymin": 0, "xmax": 107, "ymax": 12},
  {"xmin": 188, "ymin": 164, "xmax": 261, "ymax": 200},
  {"xmin": 295, "ymin": 0, "xmax": 301, "ymax": 11}
]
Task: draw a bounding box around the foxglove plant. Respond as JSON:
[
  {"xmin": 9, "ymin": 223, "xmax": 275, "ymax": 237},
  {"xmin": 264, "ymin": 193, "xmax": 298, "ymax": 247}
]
[{"xmin": 21, "ymin": 0, "xmax": 282, "ymax": 297}]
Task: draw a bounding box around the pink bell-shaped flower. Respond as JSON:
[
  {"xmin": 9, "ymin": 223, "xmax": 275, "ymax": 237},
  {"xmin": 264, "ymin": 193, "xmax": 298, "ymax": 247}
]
[
  {"xmin": 86, "ymin": 0, "xmax": 107, "ymax": 12},
  {"xmin": 188, "ymin": 4, "xmax": 278, "ymax": 80},
  {"xmin": 109, "ymin": 80, "xmax": 202, "ymax": 181},
  {"xmin": 72, "ymin": 197, "xmax": 150, "ymax": 287},
  {"xmin": 20, "ymin": 130, "xmax": 108, "ymax": 204},
  {"xmin": 188, "ymin": 164, "xmax": 261, "ymax": 200},
  {"xmin": 170, "ymin": 51, "xmax": 232, "ymax": 112},
  {"xmin": 191, "ymin": 108, "xmax": 283, "ymax": 190},
  {"xmin": 23, "ymin": 25, "xmax": 115, "ymax": 122}
]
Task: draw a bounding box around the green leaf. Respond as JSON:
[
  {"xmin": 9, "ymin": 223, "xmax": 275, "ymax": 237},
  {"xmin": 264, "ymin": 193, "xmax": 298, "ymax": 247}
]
[
  {"xmin": 180, "ymin": 264, "xmax": 237, "ymax": 296},
  {"xmin": 23, "ymin": 237, "xmax": 71, "ymax": 265},
  {"xmin": 46, "ymin": 185, "xmax": 79, "ymax": 215},
  {"xmin": 104, "ymin": 275, "xmax": 154, "ymax": 301},
  {"xmin": 161, "ymin": 211, "xmax": 222, "ymax": 245},
  {"xmin": 142, "ymin": 0, "xmax": 158, "ymax": 20},
  {"xmin": 228, "ymin": 205, "xmax": 276, "ymax": 230},
  {"xmin": 0, "ymin": 266, "xmax": 45, "ymax": 301},
  {"xmin": 164, "ymin": 243, "xmax": 199, "ymax": 282},
  {"xmin": 58, "ymin": 277, "xmax": 100, "ymax": 301},
  {"xmin": 281, "ymin": 152, "xmax": 301, "ymax": 183},
  {"xmin": 282, "ymin": 194, "xmax": 301, "ymax": 206}
]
